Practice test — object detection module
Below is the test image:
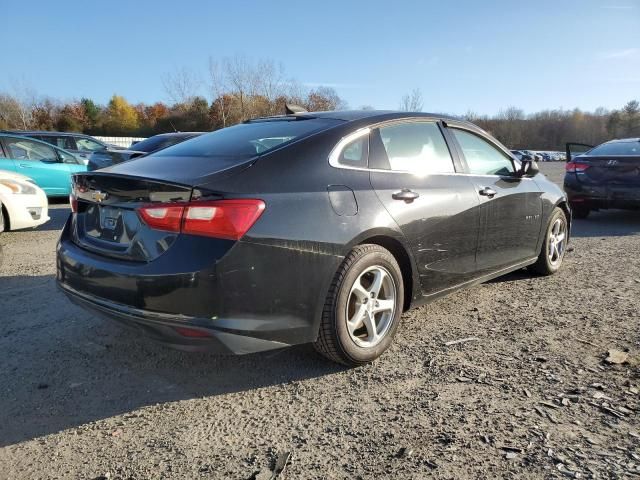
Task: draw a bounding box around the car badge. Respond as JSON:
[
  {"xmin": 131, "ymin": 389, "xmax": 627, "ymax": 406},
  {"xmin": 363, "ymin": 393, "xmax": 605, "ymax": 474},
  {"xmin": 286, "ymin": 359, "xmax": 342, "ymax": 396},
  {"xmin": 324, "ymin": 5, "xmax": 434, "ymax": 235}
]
[
  {"xmin": 92, "ymin": 190, "xmax": 108, "ymax": 203},
  {"xmin": 607, "ymin": 159, "xmax": 618, "ymax": 167}
]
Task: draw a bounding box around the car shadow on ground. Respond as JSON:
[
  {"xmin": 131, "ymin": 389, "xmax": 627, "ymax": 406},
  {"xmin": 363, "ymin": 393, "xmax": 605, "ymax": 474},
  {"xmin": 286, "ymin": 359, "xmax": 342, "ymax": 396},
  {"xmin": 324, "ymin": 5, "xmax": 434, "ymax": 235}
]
[
  {"xmin": 0, "ymin": 274, "xmax": 346, "ymax": 447},
  {"xmin": 570, "ymin": 209, "xmax": 640, "ymax": 238}
]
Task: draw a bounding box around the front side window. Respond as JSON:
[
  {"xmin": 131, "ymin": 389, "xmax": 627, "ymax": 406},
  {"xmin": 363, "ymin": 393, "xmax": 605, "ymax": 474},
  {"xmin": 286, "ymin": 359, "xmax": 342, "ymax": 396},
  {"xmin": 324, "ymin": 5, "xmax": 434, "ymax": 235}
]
[
  {"xmin": 76, "ymin": 137, "xmax": 105, "ymax": 152},
  {"xmin": 3, "ymin": 138, "xmax": 58, "ymax": 162},
  {"xmin": 371, "ymin": 121, "xmax": 455, "ymax": 174},
  {"xmin": 451, "ymin": 129, "xmax": 514, "ymax": 176}
]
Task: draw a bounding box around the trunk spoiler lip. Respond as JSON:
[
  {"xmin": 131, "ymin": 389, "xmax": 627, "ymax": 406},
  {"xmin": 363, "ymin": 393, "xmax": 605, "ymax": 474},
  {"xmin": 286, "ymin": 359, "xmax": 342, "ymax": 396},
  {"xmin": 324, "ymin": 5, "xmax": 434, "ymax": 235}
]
[{"xmin": 71, "ymin": 156, "xmax": 259, "ymax": 192}]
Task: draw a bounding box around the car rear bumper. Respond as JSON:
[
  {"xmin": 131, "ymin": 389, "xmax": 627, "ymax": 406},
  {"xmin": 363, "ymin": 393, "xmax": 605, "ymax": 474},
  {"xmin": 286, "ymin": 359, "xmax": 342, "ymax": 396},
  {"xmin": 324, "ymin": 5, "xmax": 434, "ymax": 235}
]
[
  {"xmin": 58, "ymin": 281, "xmax": 290, "ymax": 354},
  {"xmin": 564, "ymin": 178, "xmax": 640, "ymax": 209},
  {"xmin": 56, "ymin": 216, "xmax": 342, "ymax": 354}
]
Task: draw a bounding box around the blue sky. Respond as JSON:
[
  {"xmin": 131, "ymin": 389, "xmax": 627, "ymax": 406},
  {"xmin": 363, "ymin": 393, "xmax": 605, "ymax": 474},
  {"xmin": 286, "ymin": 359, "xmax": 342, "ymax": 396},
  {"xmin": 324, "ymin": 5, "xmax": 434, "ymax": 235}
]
[{"xmin": 2, "ymin": 0, "xmax": 639, "ymax": 115}]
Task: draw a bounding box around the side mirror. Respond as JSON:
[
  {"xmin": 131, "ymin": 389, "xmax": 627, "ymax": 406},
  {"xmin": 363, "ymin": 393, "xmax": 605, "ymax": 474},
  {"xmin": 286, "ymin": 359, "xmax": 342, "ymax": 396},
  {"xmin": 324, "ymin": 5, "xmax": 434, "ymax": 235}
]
[{"xmin": 519, "ymin": 158, "xmax": 539, "ymax": 177}]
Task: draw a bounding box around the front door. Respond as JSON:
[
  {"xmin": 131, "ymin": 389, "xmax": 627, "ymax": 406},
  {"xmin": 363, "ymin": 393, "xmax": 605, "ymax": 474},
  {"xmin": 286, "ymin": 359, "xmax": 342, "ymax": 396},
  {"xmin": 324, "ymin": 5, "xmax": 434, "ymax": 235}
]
[
  {"xmin": 447, "ymin": 126, "xmax": 543, "ymax": 273},
  {"xmin": 368, "ymin": 120, "xmax": 480, "ymax": 295},
  {"xmin": 2, "ymin": 136, "xmax": 72, "ymax": 196}
]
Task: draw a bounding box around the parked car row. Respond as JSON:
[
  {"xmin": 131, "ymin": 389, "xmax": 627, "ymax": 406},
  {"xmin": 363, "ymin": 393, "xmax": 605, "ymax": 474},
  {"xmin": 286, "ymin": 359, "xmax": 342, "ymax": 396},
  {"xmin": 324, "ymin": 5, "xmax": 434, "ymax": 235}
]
[
  {"xmin": 1, "ymin": 130, "xmax": 124, "ymax": 165},
  {"xmin": 88, "ymin": 132, "xmax": 203, "ymax": 170},
  {"xmin": 511, "ymin": 150, "xmax": 566, "ymax": 162},
  {"xmin": 0, "ymin": 130, "xmax": 206, "ymax": 198}
]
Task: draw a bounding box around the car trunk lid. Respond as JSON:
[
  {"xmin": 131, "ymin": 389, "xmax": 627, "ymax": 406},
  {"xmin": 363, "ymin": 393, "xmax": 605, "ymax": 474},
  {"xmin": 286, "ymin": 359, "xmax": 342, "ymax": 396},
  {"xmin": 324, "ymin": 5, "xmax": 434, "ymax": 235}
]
[
  {"xmin": 569, "ymin": 155, "xmax": 640, "ymax": 186},
  {"xmin": 71, "ymin": 173, "xmax": 195, "ymax": 262}
]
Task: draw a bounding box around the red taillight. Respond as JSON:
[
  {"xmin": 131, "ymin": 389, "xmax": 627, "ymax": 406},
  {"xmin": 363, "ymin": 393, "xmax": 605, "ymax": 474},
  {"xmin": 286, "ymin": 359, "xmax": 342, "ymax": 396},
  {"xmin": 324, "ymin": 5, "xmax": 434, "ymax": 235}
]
[
  {"xmin": 183, "ymin": 200, "xmax": 266, "ymax": 240},
  {"xmin": 566, "ymin": 162, "xmax": 590, "ymax": 173},
  {"xmin": 137, "ymin": 199, "xmax": 265, "ymax": 240},
  {"xmin": 138, "ymin": 205, "xmax": 184, "ymax": 232},
  {"xmin": 173, "ymin": 326, "xmax": 211, "ymax": 338},
  {"xmin": 69, "ymin": 193, "xmax": 78, "ymax": 213}
]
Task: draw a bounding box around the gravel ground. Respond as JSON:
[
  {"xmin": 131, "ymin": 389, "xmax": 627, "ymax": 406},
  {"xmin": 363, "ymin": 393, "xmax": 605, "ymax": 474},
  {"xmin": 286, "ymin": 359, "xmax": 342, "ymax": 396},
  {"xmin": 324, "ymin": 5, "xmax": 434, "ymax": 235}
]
[{"xmin": 0, "ymin": 163, "xmax": 638, "ymax": 479}]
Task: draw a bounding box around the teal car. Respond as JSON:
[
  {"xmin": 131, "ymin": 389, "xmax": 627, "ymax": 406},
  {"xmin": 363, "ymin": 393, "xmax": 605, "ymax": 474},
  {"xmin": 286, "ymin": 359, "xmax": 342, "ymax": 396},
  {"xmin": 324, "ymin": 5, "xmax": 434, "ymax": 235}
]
[{"xmin": 0, "ymin": 134, "xmax": 86, "ymax": 196}]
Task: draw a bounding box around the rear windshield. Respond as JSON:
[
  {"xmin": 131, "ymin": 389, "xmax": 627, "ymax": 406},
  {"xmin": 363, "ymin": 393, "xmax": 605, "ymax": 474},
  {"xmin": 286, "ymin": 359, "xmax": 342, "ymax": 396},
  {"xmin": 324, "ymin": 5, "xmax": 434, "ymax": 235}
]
[
  {"xmin": 153, "ymin": 118, "xmax": 341, "ymax": 157},
  {"xmin": 587, "ymin": 141, "xmax": 640, "ymax": 156}
]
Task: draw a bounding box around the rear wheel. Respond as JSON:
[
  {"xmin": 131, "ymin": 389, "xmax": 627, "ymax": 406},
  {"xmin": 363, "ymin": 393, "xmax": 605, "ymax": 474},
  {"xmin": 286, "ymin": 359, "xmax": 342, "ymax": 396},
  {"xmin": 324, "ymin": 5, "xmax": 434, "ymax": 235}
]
[
  {"xmin": 314, "ymin": 244, "xmax": 404, "ymax": 366},
  {"xmin": 571, "ymin": 204, "xmax": 590, "ymax": 219},
  {"xmin": 531, "ymin": 207, "xmax": 568, "ymax": 275}
]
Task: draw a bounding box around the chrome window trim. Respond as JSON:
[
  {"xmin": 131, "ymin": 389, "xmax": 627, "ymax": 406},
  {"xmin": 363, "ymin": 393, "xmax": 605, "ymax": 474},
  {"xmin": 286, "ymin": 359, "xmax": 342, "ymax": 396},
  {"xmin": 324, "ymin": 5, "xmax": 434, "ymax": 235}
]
[
  {"xmin": 328, "ymin": 122, "xmax": 533, "ymax": 180},
  {"xmin": 328, "ymin": 127, "xmax": 371, "ymax": 169}
]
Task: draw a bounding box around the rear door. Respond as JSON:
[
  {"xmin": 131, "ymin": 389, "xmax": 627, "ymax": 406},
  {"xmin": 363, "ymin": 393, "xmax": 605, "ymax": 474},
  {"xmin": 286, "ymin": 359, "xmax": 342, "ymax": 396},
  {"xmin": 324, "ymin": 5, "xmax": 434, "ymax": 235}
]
[
  {"xmin": 368, "ymin": 120, "xmax": 480, "ymax": 295},
  {"xmin": 447, "ymin": 126, "xmax": 543, "ymax": 273},
  {"xmin": 2, "ymin": 136, "xmax": 72, "ymax": 195}
]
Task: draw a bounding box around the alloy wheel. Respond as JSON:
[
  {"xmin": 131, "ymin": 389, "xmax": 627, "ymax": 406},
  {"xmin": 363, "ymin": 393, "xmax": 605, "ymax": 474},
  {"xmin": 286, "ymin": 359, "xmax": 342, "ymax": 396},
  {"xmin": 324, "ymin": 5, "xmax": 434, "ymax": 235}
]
[
  {"xmin": 548, "ymin": 217, "xmax": 566, "ymax": 266},
  {"xmin": 346, "ymin": 265, "xmax": 396, "ymax": 348}
]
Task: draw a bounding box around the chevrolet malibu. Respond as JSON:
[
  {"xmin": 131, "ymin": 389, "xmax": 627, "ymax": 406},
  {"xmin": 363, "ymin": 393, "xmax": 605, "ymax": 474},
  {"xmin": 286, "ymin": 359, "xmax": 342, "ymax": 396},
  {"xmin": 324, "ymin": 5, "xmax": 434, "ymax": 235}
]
[{"xmin": 57, "ymin": 110, "xmax": 570, "ymax": 366}]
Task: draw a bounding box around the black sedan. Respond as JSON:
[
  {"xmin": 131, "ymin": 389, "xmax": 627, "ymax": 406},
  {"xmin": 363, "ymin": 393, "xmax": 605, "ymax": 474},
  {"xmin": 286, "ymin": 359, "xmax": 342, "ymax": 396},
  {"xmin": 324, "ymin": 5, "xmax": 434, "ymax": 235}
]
[
  {"xmin": 88, "ymin": 132, "xmax": 204, "ymax": 170},
  {"xmin": 57, "ymin": 111, "xmax": 570, "ymax": 366},
  {"xmin": 565, "ymin": 139, "xmax": 640, "ymax": 218}
]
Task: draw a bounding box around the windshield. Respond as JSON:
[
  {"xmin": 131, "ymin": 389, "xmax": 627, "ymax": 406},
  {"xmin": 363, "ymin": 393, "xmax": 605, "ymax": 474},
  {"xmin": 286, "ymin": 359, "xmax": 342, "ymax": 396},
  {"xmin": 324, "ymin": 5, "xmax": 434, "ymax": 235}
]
[
  {"xmin": 586, "ymin": 141, "xmax": 640, "ymax": 156},
  {"xmin": 153, "ymin": 118, "xmax": 341, "ymax": 158}
]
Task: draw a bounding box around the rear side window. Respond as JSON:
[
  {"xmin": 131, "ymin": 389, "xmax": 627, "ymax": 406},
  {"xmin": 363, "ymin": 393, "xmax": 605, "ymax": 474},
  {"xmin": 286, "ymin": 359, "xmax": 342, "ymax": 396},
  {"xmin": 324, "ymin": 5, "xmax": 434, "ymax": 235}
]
[
  {"xmin": 40, "ymin": 135, "xmax": 76, "ymax": 151},
  {"xmin": 3, "ymin": 138, "xmax": 58, "ymax": 162},
  {"xmin": 76, "ymin": 137, "xmax": 105, "ymax": 152},
  {"xmin": 451, "ymin": 129, "xmax": 514, "ymax": 176},
  {"xmin": 372, "ymin": 121, "xmax": 455, "ymax": 174},
  {"xmin": 155, "ymin": 118, "xmax": 341, "ymax": 158},
  {"xmin": 586, "ymin": 142, "xmax": 640, "ymax": 156}
]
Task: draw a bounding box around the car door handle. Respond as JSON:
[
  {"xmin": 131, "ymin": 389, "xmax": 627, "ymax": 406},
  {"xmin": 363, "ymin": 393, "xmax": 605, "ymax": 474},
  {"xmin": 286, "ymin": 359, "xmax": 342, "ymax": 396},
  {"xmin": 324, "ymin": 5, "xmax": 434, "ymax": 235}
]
[
  {"xmin": 479, "ymin": 187, "xmax": 497, "ymax": 198},
  {"xmin": 19, "ymin": 163, "xmax": 32, "ymax": 168},
  {"xmin": 392, "ymin": 189, "xmax": 420, "ymax": 202}
]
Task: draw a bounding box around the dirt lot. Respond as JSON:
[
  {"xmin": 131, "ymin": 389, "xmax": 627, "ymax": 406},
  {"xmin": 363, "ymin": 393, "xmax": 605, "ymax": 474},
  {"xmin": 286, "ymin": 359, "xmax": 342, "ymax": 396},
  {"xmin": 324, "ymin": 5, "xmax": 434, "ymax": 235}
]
[{"xmin": 0, "ymin": 163, "xmax": 638, "ymax": 479}]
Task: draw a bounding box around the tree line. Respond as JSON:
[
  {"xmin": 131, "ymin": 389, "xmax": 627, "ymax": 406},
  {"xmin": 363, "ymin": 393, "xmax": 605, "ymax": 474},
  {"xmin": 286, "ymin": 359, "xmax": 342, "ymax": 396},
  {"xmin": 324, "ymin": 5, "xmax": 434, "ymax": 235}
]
[
  {"xmin": 0, "ymin": 55, "xmax": 638, "ymax": 150},
  {"xmin": 464, "ymin": 100, "xmax": 640, "ymax": 151},
  {"xmin": 0, "ymin": 56, "xmax": 347, "ymax": 137}
]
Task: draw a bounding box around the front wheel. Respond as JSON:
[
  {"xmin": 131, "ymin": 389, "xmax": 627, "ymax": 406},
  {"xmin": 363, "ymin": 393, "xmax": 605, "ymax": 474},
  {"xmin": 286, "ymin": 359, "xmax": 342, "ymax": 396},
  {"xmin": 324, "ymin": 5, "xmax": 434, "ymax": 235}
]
[
  {"xmin": 531, "ymin": 207, "xmax": 568, "ymax": 275},
  {"xmin": 313, "ymin": 244, "xmax": 404, "ymax": 366}
]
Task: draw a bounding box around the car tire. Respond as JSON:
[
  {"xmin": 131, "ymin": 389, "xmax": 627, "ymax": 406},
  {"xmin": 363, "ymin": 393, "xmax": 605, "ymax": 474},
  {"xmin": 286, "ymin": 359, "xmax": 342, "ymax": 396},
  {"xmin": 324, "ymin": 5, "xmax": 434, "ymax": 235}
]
[
  {"xmin": 531, "ymin": 207, "xmax": 568, "ymax": 276},
  {"xmin": 314, "ymin": 244, "xmax": 404, "ymax": 366},
  {"xmin": 0, "ymin": 205, "xmax": 5, "ymax": 233},
  {"xmin": 571, "ymin": 205, "xmax": 590, "ymax": 219}
]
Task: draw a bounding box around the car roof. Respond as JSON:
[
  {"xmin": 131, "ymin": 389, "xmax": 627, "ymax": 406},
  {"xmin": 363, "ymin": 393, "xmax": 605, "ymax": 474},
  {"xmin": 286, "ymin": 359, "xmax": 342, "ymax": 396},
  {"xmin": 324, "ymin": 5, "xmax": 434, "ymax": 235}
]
[
  {"xmin": 604, "ymin": 137, "xmax": 640, "ymax": 143},
  {"xmin": 2, "ymin": 130, "xmax": 95, "ymax": 138},
  {"xmin": 248, "ymin": 110, "xmax": 477, "ymax": 130},
  {"xmin": 151, "ymin": 132, "xmax": 204, "ymax": 138},
  {"xmin": 295, "ymin": 109, "xmax": 461, "ymax": 122},
  {"xmin": 0, "ymin": 132, "xmax": 75, "ymax": 152}
]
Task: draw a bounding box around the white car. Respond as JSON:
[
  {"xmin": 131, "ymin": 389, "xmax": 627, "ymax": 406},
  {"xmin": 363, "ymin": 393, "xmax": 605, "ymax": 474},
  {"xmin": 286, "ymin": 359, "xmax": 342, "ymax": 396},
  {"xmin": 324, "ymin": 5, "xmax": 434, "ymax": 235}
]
[{"xmin": 0, "ymin": 170, "xmax": 50, "ymax": 232}]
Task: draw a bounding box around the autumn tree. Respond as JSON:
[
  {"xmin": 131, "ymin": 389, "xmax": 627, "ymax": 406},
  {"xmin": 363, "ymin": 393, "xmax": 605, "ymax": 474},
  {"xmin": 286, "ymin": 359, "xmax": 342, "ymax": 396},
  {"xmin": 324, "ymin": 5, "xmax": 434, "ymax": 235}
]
[
  {"xmin": 103, "ymin": 95, "xmax": 139, "ymax": 134},
  {"xmin": 306, "ymin": 87, "xmax": 346, "ymax": 111}
]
